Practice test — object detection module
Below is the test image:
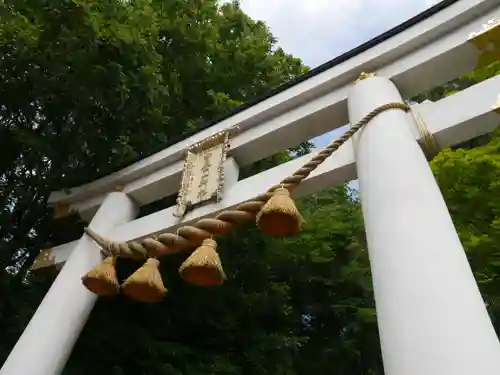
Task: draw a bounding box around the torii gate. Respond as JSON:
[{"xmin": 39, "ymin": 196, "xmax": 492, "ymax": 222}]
[{"xmin": 2, "ymin": 0, "xmax": 500, "ymax": 374}]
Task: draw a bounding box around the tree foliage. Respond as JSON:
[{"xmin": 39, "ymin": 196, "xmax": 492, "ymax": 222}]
[
  {"xmin": 0, "ymin": 0, "xmax": 308, "ymax": 271},
  {"xmin": 431, "ymin": 136, "xmax": 500, "ymax": 330},
  {"xmin": 0, "ymin": 0, "xmax": 314, "ymax": 369},
  {"xmin": 424, "ymin": 61, "xmax": 500, "ymax": 330}
]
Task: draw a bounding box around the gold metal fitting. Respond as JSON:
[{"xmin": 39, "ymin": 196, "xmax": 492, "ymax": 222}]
[
  {"xmin": 468, "ymin": 19, "xmax": 500, "ymax": 68},
  {"xmin": 357, "ymin": 72, "xmax": 377, "ymax": 81}
]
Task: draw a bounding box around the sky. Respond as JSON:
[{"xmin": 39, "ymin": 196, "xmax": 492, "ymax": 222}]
[
  {"xmin": 232, "ymin": 0, "xmax": 440, "ymax": 148},
  {"xmin": 237, "ymin": 0, "xmax": 439, "ymax": 68}
]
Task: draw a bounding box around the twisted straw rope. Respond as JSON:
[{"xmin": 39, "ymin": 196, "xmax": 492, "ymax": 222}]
[
  {"xmin": 410, "ymin": 107, "xmax": 440, "ymax": 160},
  {"xmin": 85, "ymin": 102, "xmax": 411, "ymax": 259}
]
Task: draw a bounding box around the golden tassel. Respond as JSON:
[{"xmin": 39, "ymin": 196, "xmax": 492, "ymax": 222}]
[
  {"xmin": 121, "ymin": 258, "xmax": 167, "ymax": 303},
  {"xmin": 256, "ymin": 187, "xmax": 303, "ymax": 237},
  {"xmin": 179, "ymin": 238, "xmax": 226, "ymax": 287},
  {"xmin": 81, "ymin": 256, "xmax": 120, "ymax": 296}
]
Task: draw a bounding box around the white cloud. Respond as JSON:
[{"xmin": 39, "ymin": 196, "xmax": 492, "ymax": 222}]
[
  {"xmin": 236, "ymin": 0, "xmax": 440, "ymax": 67},
  {"xmin": 222, "ymin": 0, "xmax": 441, "ymax": 153}
]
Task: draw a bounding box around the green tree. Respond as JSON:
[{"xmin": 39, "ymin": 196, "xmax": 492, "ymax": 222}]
[
  {"xmin": 431, "ymin": 137, "xmax": 500, "ymax": 330},
  {"xmin": 0, "ymin": 0, "xmax": 313, "ymax": 367},
  {"xmin": 426, "ymin": 61, "xmax": 500, "ymax": 331},
  {"xmin": 0, "ymin": 0, "xmax": 308, "ymax": 272}
]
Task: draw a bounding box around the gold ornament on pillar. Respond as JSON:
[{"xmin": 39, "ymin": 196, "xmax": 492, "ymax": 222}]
[
  {"xmin": 81, "ymin": 256, "xmax": 120, "ymax": 296},
  {"xmin": 357, "ymin": 72, "xmax": 376, "ymax": 81},
  {"xmin": 256, "ymin": 187, "xmax": 304, "ymax": 237},
  {"xmin": 468, "ymin": 19, "xmax": 500, "ymax": 68},
  {"xmin": 179, "ymin": 238, "xmax": 226, "ymax": 286},
  {"xmin": 121, "ymin": 258, "xmax": 167, "ymax": 302}
]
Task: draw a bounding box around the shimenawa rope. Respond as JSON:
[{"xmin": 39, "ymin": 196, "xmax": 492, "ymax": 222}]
[{"xmin": 84, "ymin": 102, "xmax": 411, "ymax": 259}]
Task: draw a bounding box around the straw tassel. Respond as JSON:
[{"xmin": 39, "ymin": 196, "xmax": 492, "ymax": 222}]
[
  {"xmin": 82, "ymin": 256, "xmax": 120, "ymax": 296},
  {"xmin": 256, "ymin": 187, "xmax": 304, "ymax": 237},
  {"xmin": 179, "ymin": 238, "xmax": 226, "ymax": 287},
  {"xmin": 121, "ymin": 258, "xmax": 167, "ymax": 303}
]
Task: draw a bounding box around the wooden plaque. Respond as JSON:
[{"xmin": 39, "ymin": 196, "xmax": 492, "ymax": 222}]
[{"xmin": 174, "ymin": 132, "xmax": 230, "ymax": 217}]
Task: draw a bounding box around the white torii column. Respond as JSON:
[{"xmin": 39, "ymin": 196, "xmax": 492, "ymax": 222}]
[
  {"xmin": 348, "ymin": 75, "xmax": 500, "ymax": 375},
  {"xmin": 0, "ymin": 192, "xmax": 138, "ymax": 375}
]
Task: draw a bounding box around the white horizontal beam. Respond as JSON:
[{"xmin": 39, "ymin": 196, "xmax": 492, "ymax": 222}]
[
  {"xmin": 112, "ymin": 145, "xmax": 355, "ymax": 242},
  {"xmin": 416, "ymin": 73, "xmax": 500, "ymax": 148},
  {"xmin": 37, "ymin": 75, "xmax": 500, "ymax": 269},
  {"xmin": 48, "ymin": 0, "xmax": 500, "ymax": 215}
]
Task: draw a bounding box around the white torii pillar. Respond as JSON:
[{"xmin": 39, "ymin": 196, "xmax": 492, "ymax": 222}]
[
  {"xmin": 0, "ymin": 192, "xmax": 138, "ymax": 375},
  {"xmin": 349, "ymin": 75, "xmax": 500, "ymax": 375}
]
